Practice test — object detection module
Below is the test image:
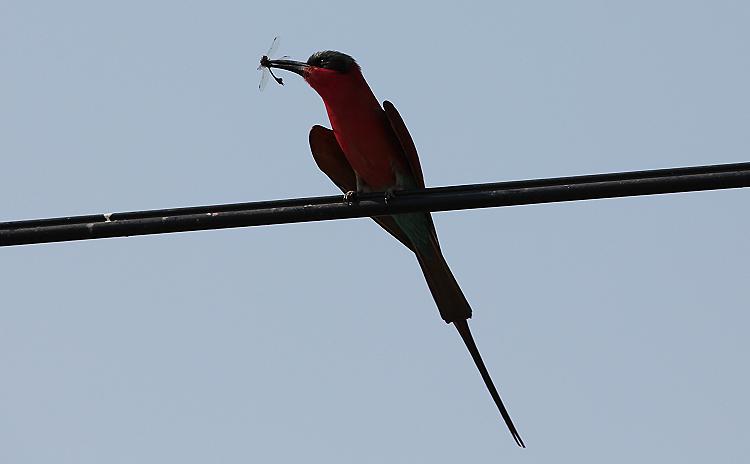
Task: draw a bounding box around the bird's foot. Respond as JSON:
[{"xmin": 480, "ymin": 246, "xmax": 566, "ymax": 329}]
[
  {"xmin": 384, "ymin": 189, "xmax": 397, "ymax": 205},
  {"xmin": 343, "ymin": 190, "xmax": 359, "ymax": 205}
]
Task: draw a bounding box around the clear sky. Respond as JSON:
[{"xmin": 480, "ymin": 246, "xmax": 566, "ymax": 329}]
[{"xmin": 2, "ymin": 1, "xmax": 749, "ymax": 463}]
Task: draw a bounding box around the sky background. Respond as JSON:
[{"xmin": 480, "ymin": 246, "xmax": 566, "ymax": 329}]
[{"xmin": 2, "ymin": 1, "xmax": 749, "ymax": 463}]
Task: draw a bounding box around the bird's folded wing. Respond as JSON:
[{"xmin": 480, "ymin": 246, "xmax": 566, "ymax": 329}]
[
  {"xmin": 382, "ymin": 101, "xmax": 440, "ymax": 242},
  {"xmin": 383, "ymin": 100, "xmax": 425, "ymax": 189}
]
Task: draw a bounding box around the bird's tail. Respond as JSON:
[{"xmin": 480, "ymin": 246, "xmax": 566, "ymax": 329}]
[
  {"xmin": 411, "ymin": 226, "xmax": 525, "ymax": 448},
  {"xmin": 453, "ymin": 319, "xmax": 525, "ymax": 447},
  {"xmin": 413, "ymin": 232, "xmax": 472, "ymax": 324}
]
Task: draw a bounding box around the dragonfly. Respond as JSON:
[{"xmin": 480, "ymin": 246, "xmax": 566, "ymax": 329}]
[{"xmin": 258, "ymin": 37, "xmax": 286, "ymax": 91}]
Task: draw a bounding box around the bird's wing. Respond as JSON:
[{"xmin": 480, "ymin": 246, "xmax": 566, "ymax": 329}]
[
  {"xmin": 383, "ymin": 100, "xmax": 425, "ymax": 189},
  {"xmin": 309, "ymin": 125, "xmax": 357, "ymax": 192},
  {"xmin": 383, "ymin": 101, "xmax": 439, "ymax": 241},
  {"xmin": 309, "ymin": 125, "xmax": 415, "ymax": 251}
]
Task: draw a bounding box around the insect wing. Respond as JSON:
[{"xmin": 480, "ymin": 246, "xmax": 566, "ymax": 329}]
[
  {"xmin": 266, "ymin": 36, "xmax": 280, "ymax": 58},
  {"xmin": 258, "ymin": 36, "xmax": 280, "ymax": 91},
  {"xmin": 258, "ymin": 66, "xmax": 270, "ymax": 91}
]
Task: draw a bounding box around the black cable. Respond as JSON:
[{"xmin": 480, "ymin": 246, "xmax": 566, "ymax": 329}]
[{"xmin": 2, "ymin": 162, "xmax": 749, "ymax": 247}]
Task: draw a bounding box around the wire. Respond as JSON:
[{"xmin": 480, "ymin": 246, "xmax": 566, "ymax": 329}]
[{"xmin": 2, "ymin": 161, "xmax": 749, "ymax": 247}]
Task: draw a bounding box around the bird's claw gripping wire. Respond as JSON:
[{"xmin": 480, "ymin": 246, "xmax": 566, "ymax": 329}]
[
  {"xmin": 384, "ymin": 189, "xmax": 396, "ymax": 205},
  {"xmin": 344, "ymin": 190, "xmax": 395, "ymax": 205},
  {"xmin": 343, "ymin": 190, "xmax": 396, "ymax": 205},
  {"xmin": 343, "ymin": 190, "xmax": 359, "ymax": 205}
]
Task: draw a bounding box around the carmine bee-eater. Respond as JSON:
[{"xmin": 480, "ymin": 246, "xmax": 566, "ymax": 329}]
[{"xmin": 261, "ymin": 50, "xmax": 525, "ymax": 447}]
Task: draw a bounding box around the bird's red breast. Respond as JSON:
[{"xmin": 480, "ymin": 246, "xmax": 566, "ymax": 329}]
[{"xmin": 304, "ymin": 67, "xmax": 410, "ymax": 190}]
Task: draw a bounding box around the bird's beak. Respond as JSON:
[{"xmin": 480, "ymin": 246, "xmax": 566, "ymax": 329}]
[{"xmin": 263, "ymin": 59, "xmax": 309, "ymax": 77}]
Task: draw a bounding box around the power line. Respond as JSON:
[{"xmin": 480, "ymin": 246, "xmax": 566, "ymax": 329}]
[{"xmin": 2, "ymin": 161, "xmax": 749, "ymax": 247}]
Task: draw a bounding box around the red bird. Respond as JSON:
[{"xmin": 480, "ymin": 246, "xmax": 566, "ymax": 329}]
[{"xmin": 262, "ymin": 50, "xmax": 525, "ymax": 447}]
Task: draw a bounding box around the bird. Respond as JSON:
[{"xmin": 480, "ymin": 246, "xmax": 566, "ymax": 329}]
[{"xmin": 261, "ymin": 50, "xmax": 525, "ymax": 447}]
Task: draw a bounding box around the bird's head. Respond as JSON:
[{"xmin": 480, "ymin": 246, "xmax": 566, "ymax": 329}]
[{"xmin": 262, "ymin": 50, "xmax": 364, "ymax": 101}]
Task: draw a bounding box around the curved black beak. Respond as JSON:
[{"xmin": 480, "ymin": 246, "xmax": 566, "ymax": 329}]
[{"xmin": 261, "ymin": 58, "xmax": 309, "ymax": 77}]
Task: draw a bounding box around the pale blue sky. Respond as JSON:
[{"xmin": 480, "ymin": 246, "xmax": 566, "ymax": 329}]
[{"xmin": 2, "ymin": 2, "xmax": 749, "ymax": 463}]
